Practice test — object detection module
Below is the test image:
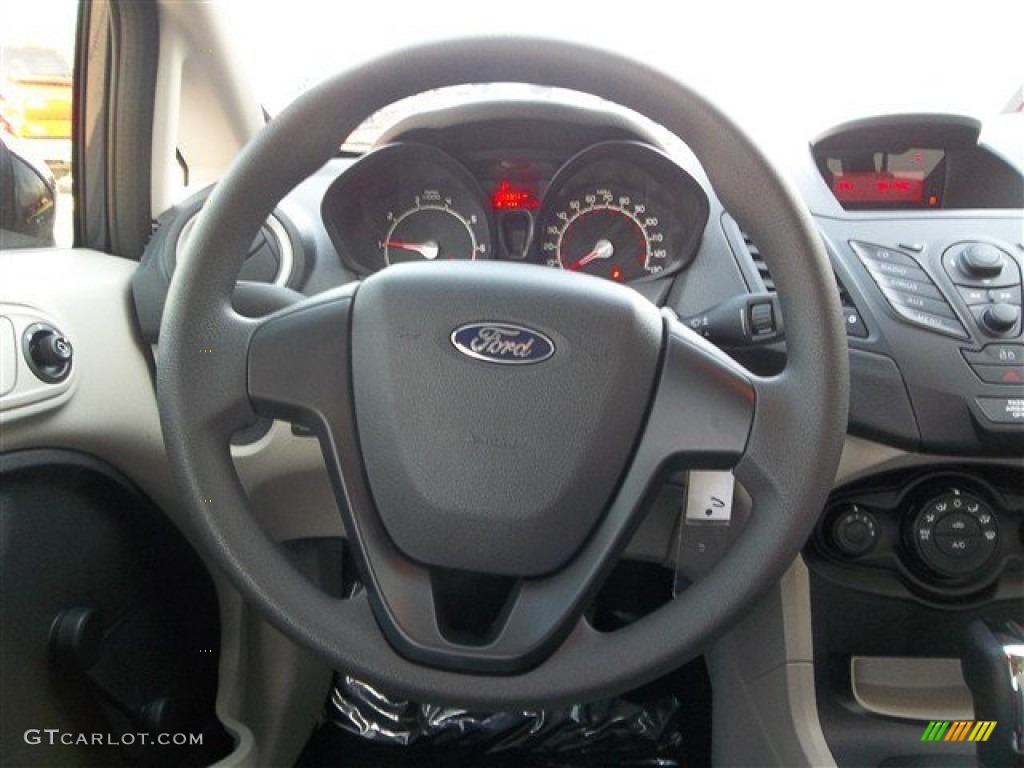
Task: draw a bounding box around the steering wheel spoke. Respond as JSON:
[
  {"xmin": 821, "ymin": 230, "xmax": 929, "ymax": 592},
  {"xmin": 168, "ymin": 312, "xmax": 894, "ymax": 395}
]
[
  {"xmin": 247, "ymin": 286, "xmax": 357, "ymax": 429},
  {"xmin": 642, "ymin": 313, "xmax": 757, "ymax": 468}
]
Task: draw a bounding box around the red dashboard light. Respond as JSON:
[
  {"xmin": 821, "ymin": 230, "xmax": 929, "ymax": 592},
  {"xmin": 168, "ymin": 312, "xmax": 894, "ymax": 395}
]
[{"xmin": 491, "ymin": 180, "xmax": 539, "ymax": 210}]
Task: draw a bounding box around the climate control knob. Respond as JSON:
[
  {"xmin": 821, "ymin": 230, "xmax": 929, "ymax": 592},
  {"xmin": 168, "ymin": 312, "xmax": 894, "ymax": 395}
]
[
  {"xmin": 831, "ymin": 505, "xmax": 879, "ymax": 557},
  {"xmin": 910, "ymin": 491, "xmax": 998, "ymax": 579}
]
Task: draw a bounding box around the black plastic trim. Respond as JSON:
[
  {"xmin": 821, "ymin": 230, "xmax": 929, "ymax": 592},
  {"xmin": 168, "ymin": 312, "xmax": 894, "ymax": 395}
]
[
  {"xmin": 132, "ymin": 187, "xmax": 308, "ymax": 343},
  {"xmin": 807, "ymin": 466, "xmax": 1024, "ymax": 607},
  {"xmin": 0, "ymin": 448, "xmax": 233, "ymax": 765},
  {"xmin": 812, "ymin": 114, "xmax": 982, "ymax": 153},
  {"xmin": 72, "ymin": 0, "xmax": 110, "ymax": 251},
  {"xmin": 106, "ymin": 0, "xmax": 159, "ymax": 258}
]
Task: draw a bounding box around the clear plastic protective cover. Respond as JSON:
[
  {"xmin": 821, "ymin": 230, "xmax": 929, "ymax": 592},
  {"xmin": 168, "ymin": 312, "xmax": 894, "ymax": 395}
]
[{"xmin": 321, "ymin": 673, "xmax": 685, "ymax": 767}]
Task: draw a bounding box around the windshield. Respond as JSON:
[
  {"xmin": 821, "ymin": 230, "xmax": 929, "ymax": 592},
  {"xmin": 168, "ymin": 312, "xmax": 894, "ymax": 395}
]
[{"xmin": 221, "ymin": 0, "xmax": 1022, "ymax": 150}]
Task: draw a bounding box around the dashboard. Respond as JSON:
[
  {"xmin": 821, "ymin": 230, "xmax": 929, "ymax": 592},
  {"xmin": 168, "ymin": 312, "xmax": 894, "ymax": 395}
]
[
  {"xmin": 132, "ymin": 97, "xmax": 1024, "ymax": 661},
  {"xmin": 0, "ymin": 82, "xmax": 1019, "ymax": 768},
  {"xmin": 130, "ymin": 106, "xmax": 1024, "ymax": 553},
  {"xmin": 133, "ymin": 101, "xmax": 1024, "ymax": 457}
]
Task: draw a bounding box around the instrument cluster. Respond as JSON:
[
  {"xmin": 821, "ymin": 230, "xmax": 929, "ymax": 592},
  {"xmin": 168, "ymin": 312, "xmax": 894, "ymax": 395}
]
[{"xmin": 321, "ymin": 140, "xmax": 710, "ymax": 285}]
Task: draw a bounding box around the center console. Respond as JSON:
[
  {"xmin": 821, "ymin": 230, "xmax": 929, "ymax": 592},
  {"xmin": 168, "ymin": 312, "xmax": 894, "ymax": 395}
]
[{"xmin": 796, "ymin": 114, "xmax": 1024, "ymax": 767}]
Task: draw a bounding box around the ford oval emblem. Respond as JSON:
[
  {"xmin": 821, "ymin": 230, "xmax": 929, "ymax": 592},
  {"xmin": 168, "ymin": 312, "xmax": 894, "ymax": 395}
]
[{"xmin": 450, "ymin": 322, "xmax": 555, "ymax": 365}]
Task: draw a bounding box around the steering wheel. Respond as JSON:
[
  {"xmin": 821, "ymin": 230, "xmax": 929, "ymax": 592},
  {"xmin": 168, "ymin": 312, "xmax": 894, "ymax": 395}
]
[{"xmin": 158, "ymin": 38, "xmax": 848, "ymax": 708}]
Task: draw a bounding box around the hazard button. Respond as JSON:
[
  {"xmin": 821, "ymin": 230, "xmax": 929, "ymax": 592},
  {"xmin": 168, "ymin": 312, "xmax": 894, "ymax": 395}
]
[{"xmin": 970, "ymin": 364, "xmax": 1024, "ymax": 385}]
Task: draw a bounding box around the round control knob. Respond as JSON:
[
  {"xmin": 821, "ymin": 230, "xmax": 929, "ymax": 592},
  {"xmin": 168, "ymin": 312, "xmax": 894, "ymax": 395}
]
[
  {"xmin": 982, "ymin": 302, "xmax": 1020, "ymax": 334},
  {"xmin": 34, "ymin": 333, "xmax": 73, "ymax": 367},
  {"xmin": 910, "ymin": 491, "xmax": 999, "ymax": 580},
  {"xmin": 831, "ymin": 505, "xmax": 879, "ymax": 557},
  {"xmin": 22, "ymin": 323, "xmax": 73, "ymax": 384},
  {"xmin": 959, "ymin": 244, "xmax": 1005, "ymax": 279},
  {"xmin": 51, "ymin": 606, "xmax": 104, "ymax": 671}
]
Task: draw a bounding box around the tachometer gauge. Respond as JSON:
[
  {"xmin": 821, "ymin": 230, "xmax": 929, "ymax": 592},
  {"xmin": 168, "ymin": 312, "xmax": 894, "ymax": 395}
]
[
  {"xmin": 536, "ymin": 141, "xmax": 710, "ymax": 283},
  {"xmin": 542, "ymin": 187, "xmax": 667, "ymax": 281},
  {"xmin": 321, "ymin": 142, "xmax": 492, "ymax": 274},
  {"xmin": 382, "ymin": 188, "xmax": 487, "ymax": 264}
]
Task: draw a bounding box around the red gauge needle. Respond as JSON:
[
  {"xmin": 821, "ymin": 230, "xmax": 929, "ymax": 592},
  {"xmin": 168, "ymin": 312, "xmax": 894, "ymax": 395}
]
[
  {"xmin": 568, "ymin": 239, "xmax": 614, "ymax": 271},
  {"xmin": 385, "ymin": 239, "xmax": 440, "ymax": 261}
]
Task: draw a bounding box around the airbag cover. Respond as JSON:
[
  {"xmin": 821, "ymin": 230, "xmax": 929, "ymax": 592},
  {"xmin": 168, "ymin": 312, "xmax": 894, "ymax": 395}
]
[{"xmin": 351, "ymin": 262, "xmax": 662, "ymax": 576}]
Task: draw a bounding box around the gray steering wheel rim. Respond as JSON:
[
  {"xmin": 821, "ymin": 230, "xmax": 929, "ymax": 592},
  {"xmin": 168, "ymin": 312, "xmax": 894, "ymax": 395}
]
[{"xmin": 158, "ymin": 37, "xmax": 848, "ymax": 708}]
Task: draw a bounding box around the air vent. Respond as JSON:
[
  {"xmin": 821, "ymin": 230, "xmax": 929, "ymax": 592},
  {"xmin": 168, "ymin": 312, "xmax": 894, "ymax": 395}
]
[
  {"xmin": 176, "ymin": 212, "xmax": 294, "ymax": 287},
  {"xmin": 834, "ymin": 273, "xmax": 856, "ymax": 307},
  {"xmin": 742, "ymin": 230, "xmax": 775, "ymax": 293},
  {"xmin": 240, "ymin": 226, "xmax": 284, "ymax": 283},
  {"xmin": 739, "ymin": 228, "xmax": 858, "ymax": 302},
  {"xmin": 737, "ymin": 226, "xmax": 867, "ymax": 337}
]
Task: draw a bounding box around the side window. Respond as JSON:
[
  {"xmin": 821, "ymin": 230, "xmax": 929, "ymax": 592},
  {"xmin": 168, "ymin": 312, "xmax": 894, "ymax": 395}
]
[{"xmin": 1, "ymin": 4, "xmax": 77, "ymax": 249}]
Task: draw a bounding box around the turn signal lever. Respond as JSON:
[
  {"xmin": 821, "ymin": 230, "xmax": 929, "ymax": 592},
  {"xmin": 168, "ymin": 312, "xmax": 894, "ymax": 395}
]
[
  {"xmin": 680, "ymin": 293, "xmax": 783, "ymax": 346},
  {"xmin": 961, "ymin": 619, "xmax": 1024, "ymax": 767}
]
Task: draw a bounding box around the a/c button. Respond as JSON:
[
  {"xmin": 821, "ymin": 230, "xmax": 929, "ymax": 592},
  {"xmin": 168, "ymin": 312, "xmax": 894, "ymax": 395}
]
[{"xmin": 935, "ymin": 535, "xmax": 978, "ymax": 558}]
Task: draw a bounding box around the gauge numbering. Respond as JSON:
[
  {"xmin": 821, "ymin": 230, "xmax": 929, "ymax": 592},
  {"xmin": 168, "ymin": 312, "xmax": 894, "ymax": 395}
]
[
  {"xmin": 381, "ymin": 188, "xmax": 487, "ymax": 265},
  {"xmin": 541, "ymin": 187, "xmax": 667, "ymax": 282}
]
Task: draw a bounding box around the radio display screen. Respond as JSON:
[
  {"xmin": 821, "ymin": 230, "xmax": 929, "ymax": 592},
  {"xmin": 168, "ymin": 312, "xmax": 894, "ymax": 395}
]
[
  {"xmin": 832, "ymin": 171, "xmax": 926, "ymax": 205},
  {"xmin": 820, "ymin": 147, "xmax": 945, "ymax": 209}
]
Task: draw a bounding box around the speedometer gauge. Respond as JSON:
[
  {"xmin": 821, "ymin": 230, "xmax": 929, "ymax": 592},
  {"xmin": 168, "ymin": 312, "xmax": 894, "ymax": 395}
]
[
  {"xmin": 536, "ymin": 141, "xmax": 710, "ymax": 284},
  {"xmin": 542, "ymin": 187, "xmax": 668, "ymax": 281}
]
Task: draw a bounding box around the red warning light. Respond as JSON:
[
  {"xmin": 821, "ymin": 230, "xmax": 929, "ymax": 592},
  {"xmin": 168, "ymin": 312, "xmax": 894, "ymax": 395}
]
[
  {"xmin": 491, "ymin": 180, "xmax": 539, "ymax": 210},
  {"xmin": 610, "ymin": 266, "xmax": 624, "ymax": 282}
]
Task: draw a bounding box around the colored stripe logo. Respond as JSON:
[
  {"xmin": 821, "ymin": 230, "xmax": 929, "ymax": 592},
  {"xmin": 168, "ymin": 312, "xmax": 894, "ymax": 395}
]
[{"xmin": 920, "ymin": 721, "xmax": 997, "ymax": 742}]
